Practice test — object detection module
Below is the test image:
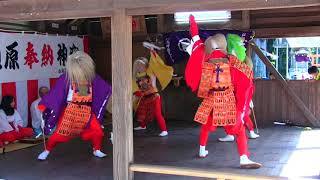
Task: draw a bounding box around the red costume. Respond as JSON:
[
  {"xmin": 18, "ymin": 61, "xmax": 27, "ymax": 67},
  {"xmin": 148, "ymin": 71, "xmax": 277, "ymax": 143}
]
[
  {"xmin": 135, "ymin": 74, "xmax": 167, "ymax": 132},
  {"xmin": 219, "ymin": 61, "xmax": 259, "ymax": 141},
  {"xmin": 12, "ymin": 127, "xmax": 33, "ymax": 140},
  {"xmin": 195, "ymin": 53, "xmax": 253, "ymax": 157},
  {"xmin": 244, "ymin": 85, "xmax": 255, "ymax": 131},
  {"xmin": 0, "ymin": 109, "xmax": 33, "ymax": 143},
  {"xmin": 0, "ymin": 132, "xmax": 16, "ymax": 144},
  {"xmin": 185, "ymin": 15, "xmax": 260, "ymax": 168},
  {"xmin": 47, "ymin": 112, "xmax": 103, "ymax": 151}
]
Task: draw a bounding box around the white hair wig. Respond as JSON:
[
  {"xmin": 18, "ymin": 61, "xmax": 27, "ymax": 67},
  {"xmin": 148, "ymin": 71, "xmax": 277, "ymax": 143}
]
[
  {"xmin": 133, "ymin": 57, "xmax": 149, "ymax": 78},
  {"xmin": 204, "ymin": 33, "xmax": 227, "ymax": 55},
  {"xmin": 66, "ymin": 51, "xmax": 95, "ymax": 84}
]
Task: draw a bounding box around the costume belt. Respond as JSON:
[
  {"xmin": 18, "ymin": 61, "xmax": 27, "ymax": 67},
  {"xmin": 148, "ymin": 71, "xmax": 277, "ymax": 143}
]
[{"xmin": 68, "ymin": 101, "xmax": 92, "ymax": 106}]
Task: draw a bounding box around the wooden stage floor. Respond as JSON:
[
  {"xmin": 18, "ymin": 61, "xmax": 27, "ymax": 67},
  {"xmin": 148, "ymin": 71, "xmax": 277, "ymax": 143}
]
[{"xmin": 1, "ymin": 123, "xmax": 319, "ymax": 180}]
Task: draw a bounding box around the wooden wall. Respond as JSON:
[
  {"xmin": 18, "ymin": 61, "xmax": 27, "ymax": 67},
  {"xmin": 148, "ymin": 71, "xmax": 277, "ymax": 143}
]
[
  {"xmin": 89, "ymin": 36, "xmax": 149, "ymax": 84},
  {"xmin": 89, "ymin": 36, "xmax": 320, "ymax": 127},
  {"xmin": 91, "ymin": 5, "xmax": 320, "ymax": 82},
  {"xmin": 161, "ymin": 81, "xmax": 201, "ymax": 123},
  {"xmin": 253, "ymin": 80, "xmax": 320, "ymax": 127},
  {"xmin": 89, "ymin": 6, "xmax": 320, "ymax": 128},
  {"xmin": 161, "ymin": 79, "xmax": 320, "ymax": 127}
]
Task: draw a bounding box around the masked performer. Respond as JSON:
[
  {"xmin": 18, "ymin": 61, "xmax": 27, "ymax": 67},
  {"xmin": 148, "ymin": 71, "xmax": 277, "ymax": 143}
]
[
  {"xmin": 132, "ymin": 51, "xmax": 173, "ymax": 137},
  {"xmin": 185, "ymin": 15, "xmax": 261, "ymax": 169},
  {"xmin": 37, "ymin": 51, "xmax": 112, "ymax": 160}
]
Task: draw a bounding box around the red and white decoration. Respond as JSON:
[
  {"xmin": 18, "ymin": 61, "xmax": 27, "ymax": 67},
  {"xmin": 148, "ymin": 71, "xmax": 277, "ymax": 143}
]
[{"xmin": 0, "ymin": 31, "xmax": 89, "ymax": 126}]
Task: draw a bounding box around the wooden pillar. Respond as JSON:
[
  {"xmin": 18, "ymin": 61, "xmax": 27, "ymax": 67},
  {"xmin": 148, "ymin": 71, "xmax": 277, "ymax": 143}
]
[
  {"xmin": 111, "ymin": 9, "xmax": 134, "ymax": 180},
  {"xmin": 157, "ymin": 15, "xmax": 165, "ymax": 33}
]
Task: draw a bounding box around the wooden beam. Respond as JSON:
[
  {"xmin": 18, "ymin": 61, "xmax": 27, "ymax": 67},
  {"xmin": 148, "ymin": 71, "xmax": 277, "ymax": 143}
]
[
  {"xmin": 68, "ymin": 19, "xmax": 86, "ymax": 26},
  {"xmin": 252, "ymin": 15, "xmax": 320, "ymax": 27},
  {"xmin": 101, "ymin": 17, "xmax": 111, "ymax": 39},
  {"xmin": 111, "ymin": 9, "xmax": 134, "ymax": 180},
  {"xmin": 0, "ymin": 0, "xmax": 319, "ymax": 21},
  {"xmin": 254, "ymin": 26, "xmax": 320, "ymax": 38},
  {"xmin": 134, "ymin": 16, "xmax": 147, "ymax": 35},
  {"xmin": 126, "ymin": 0, "xmax": 320, "ymax": 15},
  {"xmin": 250, "ymin": 5, "xmax": 320, "ymax": 17},
  {"xmin": 119, "ymin": 0, "xmax": 320, "ymax": 9},
  {"xmin": 250, "ymin": 42, "xmax": 320, "ymax": 127},
  {"xmin": 241, "ymin": 10, "xmax": 250, "ymax": 30},
  {"xmin": 130, "ymin": 164, "xmax": 286, "ymax": 180},
  {"xmin": 0, "ymin": 9, "xmax": 113, "ymax": 22},
  {"xmin": 157, "ymin": 15, "xmax": 165, "ymax": 33},
  {"xmin": 0, "ymin": 0, "xmax": 113, "ymax": 21}
]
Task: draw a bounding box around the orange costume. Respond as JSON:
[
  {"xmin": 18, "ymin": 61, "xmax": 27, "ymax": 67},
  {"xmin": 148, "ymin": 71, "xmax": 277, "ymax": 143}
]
[
  {"xmin": 37, "ymin": 52, "xmax": 111, "ymax": 161},
  {"xmin": 185, "ymin": 15, "xmax": 261, "ymax": 169},
  {"xmin": 45, "ymin": 83, "xmax": 104, "ymax": 151}
]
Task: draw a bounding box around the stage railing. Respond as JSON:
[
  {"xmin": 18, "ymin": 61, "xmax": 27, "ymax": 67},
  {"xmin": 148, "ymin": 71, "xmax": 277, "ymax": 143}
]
[{"xmin": 130, "ymin": 164, "xmax": 288, "ymax": 180}]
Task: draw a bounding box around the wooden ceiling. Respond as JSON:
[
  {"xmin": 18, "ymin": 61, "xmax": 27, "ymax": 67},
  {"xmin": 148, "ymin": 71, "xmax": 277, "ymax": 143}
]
[
  {"xmin": 0, "ymin": 1, "xmax": 319, "ymax": 38},
  {"xmin": 0, "ymin": 0, "xmax": 319, "ymax": 21},
  {"xmin": 167, "ymin": 6, "xmax": 320, "ymax": 38},
  {"xmin": 251, "ymin": 6, "xmax": 320, "ymax": 37}
]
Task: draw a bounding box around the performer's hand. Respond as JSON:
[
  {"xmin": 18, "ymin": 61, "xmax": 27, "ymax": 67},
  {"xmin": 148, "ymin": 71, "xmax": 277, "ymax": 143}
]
[
  {"xmin": 186, "ymin": 40, "xmax": 194, "ymax": 55},
  {"xmin": 134, "ymin": 91, "xmax": 143, "ymax": 97},
  {"xmin": 249, "ymin": 100, "xmax": 254, "ymax": 108},
  {"xmin": 189, "ymin": 15, "xmax": 199, "ymax": 38},
  {"xmin": 38, "ymin": 105, "xmax": 46, "ymax": 113}
]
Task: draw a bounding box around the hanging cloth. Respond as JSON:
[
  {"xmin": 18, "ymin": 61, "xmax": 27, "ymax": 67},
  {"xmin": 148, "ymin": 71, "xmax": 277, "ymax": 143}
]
[{"xmin": 148, "ymin": 50, "xmax": 174, "ymax": 90}]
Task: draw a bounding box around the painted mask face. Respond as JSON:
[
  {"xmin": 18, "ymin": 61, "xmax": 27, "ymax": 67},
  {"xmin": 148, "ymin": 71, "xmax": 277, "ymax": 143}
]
[
  {"xmin": 137, "ymin": 77, "xmax": 151, "ymax": 91},
  {"xmin": 137, "ymin": 63, "xmax": 147, "ymax": 73}
]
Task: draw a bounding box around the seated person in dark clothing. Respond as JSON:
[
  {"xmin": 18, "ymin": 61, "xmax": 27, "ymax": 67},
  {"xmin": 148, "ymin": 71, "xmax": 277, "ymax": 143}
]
[{"xmin": 308, "ymin": 66, "xmax": 320, "ymax": 80}]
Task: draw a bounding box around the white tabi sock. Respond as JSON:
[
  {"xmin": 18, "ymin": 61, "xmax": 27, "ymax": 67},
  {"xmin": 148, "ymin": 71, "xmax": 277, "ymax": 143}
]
[
  {"xmin": 158, "ymin": 131, "xmax": 168, "ymax": 137},
  {"xmin": 199, "ymin": 145, "xmax": 208, "ymax": 157},
  {"xmin": 249, "ymin": 131, "xmax": 259, "ymax": 139},
  {"xmin": 239, "ymin": 155, "xmax": 262, "ymax": 169},
  {"xmin": 93, "ymin": 150, "xmax": 107, "ymax": 158},
  {"xmin": 240, "ymin": 155, "xmax": 255, "ymax": 165},
  {"xmin": 218, "ymin": 135, "xmax": 235, "ymax": 142},
  {"xmin": 134, "ymin": 126, "xmax": 146, "ymax": 131},
  {"xmin": 38, "ymin": 150, "xmax": 50, "ymax": 160}
]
